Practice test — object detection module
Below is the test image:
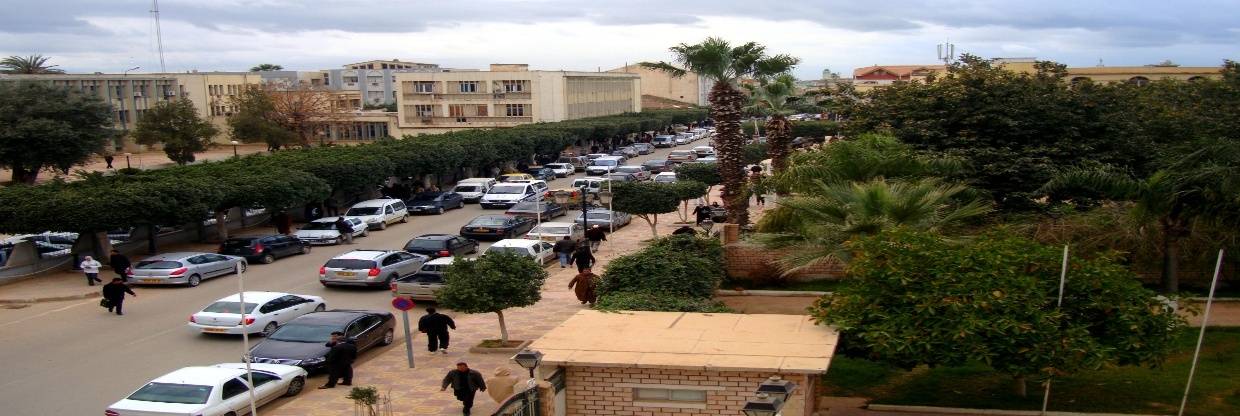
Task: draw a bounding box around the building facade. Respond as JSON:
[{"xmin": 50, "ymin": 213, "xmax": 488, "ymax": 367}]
[
  {"xmin": 849, "ymin": 59, "xmax": 1222, "ymax": 91},
  {"xmin": 607, "ymin": 64, "xmax": 708, "ymax": 106},
  {"xmin": 394, "ymin": 64, "xmax": 641, "ymax": 135}
]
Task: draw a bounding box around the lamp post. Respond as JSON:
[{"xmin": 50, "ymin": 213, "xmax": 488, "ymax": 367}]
[
  {"xmin": 123, "ymin": 152, "xmax": 132, "ymax": 169},
  {"xmin": 742, "ymin": 376, "xmax": 797, "ymax": 416},
  {"xmin": 597, "ymin": 189, "xmax": 614, "ymax": 233},
  {"xmin": 230, "ymin": 140, "xmax": 239, "ymax": 157},
  {"xmin": 511, "ymin": 349, "xmax": 544, "ymax": 379}
]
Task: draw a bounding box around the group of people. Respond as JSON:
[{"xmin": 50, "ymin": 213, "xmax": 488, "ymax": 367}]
[{"xmin": 79, "ymin": 250, "xmax": 137, "ymax": 316}]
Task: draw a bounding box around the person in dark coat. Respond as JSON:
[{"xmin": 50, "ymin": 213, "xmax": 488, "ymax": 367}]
[
  {"xmin": 103, "ymin": 154, "xmax": 114, "ymax": 169},
  {"xmin": 334, "ymin": 217, "xmax": 354, "ymax": 244},
  {"xmin": 418, "ymin": 307, "xmax": 456, "ymax": 354},
  {"xmin": 553, "ymin": 236, "xmax": 577, "ymax": 268},
  {"xmin": 101, "ymin": 278, "xmax": 136, "ymax": 315},
  {"xmin": 319, "ymin": 331, "xmax": 357, "ymax": 389},
  {"xmin": 584, "ymin": 225, "xmax": 607, "ymax": 252},
  {"xmin": 274, "ymin": 211, "xmax": 292, "ymax": 235},
  {"xmin": 693, "ymin": 204, "xmax": 710, "ymax": 225},
  {"xmin": 441, "ymin": 362, "xmax": 487, "ymax": 416},
  {"xmin": 568, "ymin": 269, "xmax": 598, "ymax": 304},
  {"xmin": 108, "ymin": 249, "xmax": 131, "ymax": 281},
  {"xmin": 570, "ymin": 245, "xmax": 595, "ymax": 273}
]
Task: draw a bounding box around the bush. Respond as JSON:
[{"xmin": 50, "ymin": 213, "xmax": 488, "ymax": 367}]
[
  {"xmin": 598, "ymin": 235, "xmax": 724, "ymax": 299},
  {"xmin": 595, "ymin": 292, "xmax": 732, "ymax": 313}
]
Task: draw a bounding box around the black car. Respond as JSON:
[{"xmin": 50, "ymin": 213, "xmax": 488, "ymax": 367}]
[
  {"xmin": 403, "ymin": 234, "xmax": 479, "ymax": 258},
  {"xmin": 642, "ymin": 159, "xmax": 675, "ymax": 173},
  {"xmin": 505, "ymin": 200, "xmax": 567, "ymax": 220},
  {"xmin": 219, "ymin": 235, "xmax": 310, "ymax": 264},
  {"xmin": 459, "ymin": 215, "xmax": 536, "ymax": 240},
  {"xmin": 248, "ymin": 310, "xmax": 395, "ymax": 372},
  {"xmin": 525, "ymin": 167, "xmax": 556, "ymax": 181},
  {"xmin": 406, "ymin": 191, "xmax": 465, "ymax": 215}
]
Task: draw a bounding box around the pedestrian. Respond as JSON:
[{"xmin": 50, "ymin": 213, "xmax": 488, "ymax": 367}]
[
  {"xmin": 570, "ymin": 244, "xmax": 595, "ymax": 273},
  {"xmin": 108, "ymin": 249, "xmax": 131, "ymax": 281},
  {"xmin": 274, "ymin": 211, "xmax": 293, "ymax": 235},
  {"xmin": 693, "ymin": 204, "xmax": 710, "ymax": 225},
  {"xmin": 101, "ymin": 278, "xmax": 136, "ymax": 315},
  {"xmin": 441, "ymin": 362, "xmax": 487, "ymax": 416},
  {"xmin": 568, "ymin": 268, "xmax": 598, "ymax": 305},
  {"xmin": 335, "ymin": 217, "xmax": 354, "ymax": 244},
  {"xmin": 80, "ymin": 255, "xmax": 103, "ymax": 286},
  {"xmin": 103, "ymin": 154, "xmax": 114, "ymax": 169},
  {"xmin": 553, "ymin": 236, "xmax": 576, "ymax": 268},
  {"xmin": 319, "ymin": 331, "xmax": 357, "ymax": 389},
  {"xmin": 418, "ymin": 307, "xmax": 456, "ymax": 355},
  {"xmin": 584, "ymin": 224, "xmax": 607, "ymax": 252}
]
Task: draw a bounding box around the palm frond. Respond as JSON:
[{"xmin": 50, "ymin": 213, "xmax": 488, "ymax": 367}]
[
  {"xmin": 638, "ymin": 61, "xmax": 687, "ymax": 78},
  {"xmin": 1039, "ymin": 167, "xmax": 1143, "ymax": 200}
]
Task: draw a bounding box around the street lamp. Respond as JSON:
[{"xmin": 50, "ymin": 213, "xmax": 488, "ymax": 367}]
[
  {"xmin": 597, "ymin": 189, "xmax": 614, "ymax": 233},
  {"xmin": 700, "ymin": 218, "xmax": 715, "ymax": 234},
  {"xmin": 230, "ymin": 140, "xmax": 239, "ymax": 157},
  {"xmin": 511, "ymin": 349, "xmax": 544, "ymax": 379},
  {"xmin": 123, "ymin": 152, "xmax": 132, "ymax": 169},
  {"xmin": 742, "ymin": 376, "xmax": 797, "ymax": 416}
]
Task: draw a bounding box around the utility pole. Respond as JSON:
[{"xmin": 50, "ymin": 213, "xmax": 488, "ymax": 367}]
[
  {"xmin": 936, "ymin": 41, "xmax": 955, "ymax": 66},
  {"xmin": 151, "ymin": 0, "xmax": 167, "ymax": 72}
]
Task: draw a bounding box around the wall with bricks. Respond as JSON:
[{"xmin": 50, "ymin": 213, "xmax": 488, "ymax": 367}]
[
  {"xmin": 720, "ymin": 224, "xmax": 844, "ymax": 281},
  {"xmin": 561, "ymin": 366, "xmax": 815, "ymax": 416}
]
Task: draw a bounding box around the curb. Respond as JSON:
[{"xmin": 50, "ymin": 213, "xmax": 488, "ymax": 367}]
[
  {"xmin": 866, "ymin": 404, "xmax": 1169, "ymax": 416},
  {"xmin": 0, "ymin": 291, "xmax": 100, "ymax": 305},
  {"xmin": 715, "ymin": 289, "xmax": 830, "ymax": 297},
  {"xmin": 1186, "ymin": 297, "xmax": 1240, "ymax": 302}
]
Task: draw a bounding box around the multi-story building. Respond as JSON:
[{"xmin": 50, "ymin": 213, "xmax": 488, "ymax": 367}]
[
  {"xmin": 261, "ymin": 60, "xmax": 469, "ymax": 108},
  {"xmin": 848, "ymin": 59, "xmax": 1223, "ymax": 92},
  {"xmin": 394, "ymin": 64, "xmax": 641, "ymax": 135},
  {"xmin": 607, "ymin": 64, "xmax": 709, "ymax": 107}
]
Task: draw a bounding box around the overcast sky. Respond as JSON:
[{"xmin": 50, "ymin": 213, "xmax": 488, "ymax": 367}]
[{"xmin": 1, "ymin": 0, "xmax": 1236, "ymax": 79}]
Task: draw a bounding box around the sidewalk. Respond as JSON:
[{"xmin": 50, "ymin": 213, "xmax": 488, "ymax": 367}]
[{"xmin": 0, "ymin": 143, "xmax": 270, "ymax": 184}]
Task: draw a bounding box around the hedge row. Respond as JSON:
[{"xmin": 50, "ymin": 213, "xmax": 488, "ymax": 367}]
[
  {"xmin": 0, "ymin": 108, "xmax": 707, "ymax": 234},
  {"xmin": 742, "ymin": 120, "xmax": 839, "ymax": 138},
  {"xmin": 595, "ymin": 235, "xmax": 730, "ymax": 313}
]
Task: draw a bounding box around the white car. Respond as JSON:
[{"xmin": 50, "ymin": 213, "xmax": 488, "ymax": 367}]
[
  {"xmin": 189, "ymin": 292, "xmax": 326, "ymax": 336},
  {"xmin": 293, "ymin": 217, "xmax": 368, "ymax": 245},
  {"xmin": 106, "ymin": 363, "xmax": 307, "ymax": 416},
  {"xmin": 345, "ymin": 198, "xmax": 408, "ymax": 230},
  {"xmin": 693, "ymin": 146, "xmax": 716, "ymax": 157},
  {"xmin": 485, "ymin": 239, "xmax": 556, "ymax": 265},
  {"xmin": 674, "ymin": 135, "xmax": 692, "ymax": 145},
  {"xmin": 544, "ymin": 163, "xmax": 576, "ymax": 177},
  {"xmin": 481, "ymin": 182, "xmax": 543, "ymax": 209},
  {"xmin": 653, "ymin": 172, "xmax": 677, "ymax": 183},
  {"xmin": 615, "ymin": 165, "xmax": 651, "ymax": 181},
  {"xmin": 452, "ymin": 178, "xmax": 496, "ymax": 203},
  {"xmin": 526, "ymin": 222, "xmax": 586, "ymax": 243}
]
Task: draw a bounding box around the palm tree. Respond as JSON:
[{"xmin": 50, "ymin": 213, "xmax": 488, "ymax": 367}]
[
  {"xmin": 0, "ymin": 55, "xmax": 65, "ymax": 74},
  {"xmin": 250, "ymin": 63, "xmax": 284, "ymax": 72},
  {"xmin": 770, "ymin": 134, "xmax": 963, "ymax": 195},
  {"xmin": 747, "ymin": 73, "xmax": 801, "ymax": 174},
  {"xmin": 642, "ymin": 38, "xmax": 799, "ymax": 225}
]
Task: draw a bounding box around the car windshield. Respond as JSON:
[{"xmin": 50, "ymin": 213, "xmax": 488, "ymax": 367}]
[
  {"xmin": 127, "ymin": 382, "xmax": 213, "ymax": 405},
  {"xmin": 468, "ymin": 217, "xmax": 508, "ymax": 227},
  {"xmin": 510, "ymin": 201, "xmax": 548, "ymax": 211},
  {"xmin": 346, "ymin": 207, "xmax": 381, "ymax": 216},
  {"xmin": 487, "ymin": 246, "xmax": 530, "ymax": 256},
  {"xmin": 593, "ymin": 160, "xmax": 618, "ymax": 166},
  {"xmin": 617, "ymin": 167, "xmax": 642, "ymax": 173},
  {"xmin": 411, "ymin": 274, "xmax": 444, "ymax": 283},
  {"xmin": 222, "ymin": 239, "xmax": 256, "ymax": 248},
  {"xmin": 134, "ymin": 260, "xmax": 182, "ymax": 269},
  {"xmin": 583, "ymin": 212, "xmax": 612, "ymax": 219},
  {"xmin": 453, "ymin": 185, "xmax": 479, "ymax": 192},
  {"xmin": 269, "ymin": 323, "xmax": 338, "ymax": 342},
  {"xmin": 406, "ymin": 239, "xmax": 445, "ymax": 249},
  {"xmin": 531, "ymin": 226, "xmax": 570, "ymax": 235},
  {"xmin": 645, "ymin": 160, "xmax": 667, "ymax": 166},
  {"xmin": 324, "ymin": 259, "xmax": 376, "ymax": 269},
  {"xmin": 671, "ymin": 151, "xmax": 693, "ymax": 156},
  {"xmin": 301, "ymin": 222, "xmax": 338, "ymax": 231},
  {"xmin": 201, "ymin": 301, "xmax": 257, "ymax": 314},
  {"xmin": 490, "ymin": 185, "xmax": 526, "ymax": 195}
]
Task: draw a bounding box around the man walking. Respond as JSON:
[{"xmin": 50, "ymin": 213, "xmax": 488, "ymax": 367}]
[
  {"xmin": 319, "ymin": 331, "xmax": 357, "ymax": 389},
  {"xmin": 584, "ymin": 224, "xmax": 607, "ymax": 253},
  {"xmin": 101, "ymin": 278, "xmax": 136, "ymax": 315},
  {"xmin": 570, "ymin": 245, "xmax": 595, "ymax": 274},
  {"xmin": 553, "ymin": 236, "xmax": 576, "ymax": 268},
  {"xmin": 568, "ymin": 268, "xmax": 599, "ymax": 305},
  {"xmin": 80, "ymin": 256, "xmax": 103, "ymax": 286},
  {"xmin": 441, "ymin": 362, "xmax": 487, "ymax": 415},
  {"xmin": 334, "ymin": 217, "xmax": 354, "ymax": 244},
  {"xmin": 108, "ymin": 249, "xmax": 131, "ymax": 282},
  {"xmin": 418, "ymin": 307, "xmax": 456, "ymax": 354}
]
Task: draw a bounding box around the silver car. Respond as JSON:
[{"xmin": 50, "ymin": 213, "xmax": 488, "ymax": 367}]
[
  {"xmin": 575, "ymin": 209, "xmax": 632, "ymax": 230},
  {"xmin": 319, "ymin": 250, "xmax": 428, "ymax": 288},
  {"xmin": 130, "ymin": 252, "xmax": 247, "ymax": 287}
]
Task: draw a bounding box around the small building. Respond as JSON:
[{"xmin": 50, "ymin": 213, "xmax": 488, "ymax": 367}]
[
  {"xmin": 530, "ymin": 310, "xmax": 838, "ymax": 416},
  {"xmin": 608, "ymin": 63, "xmax": 709, "ymax": 107}
]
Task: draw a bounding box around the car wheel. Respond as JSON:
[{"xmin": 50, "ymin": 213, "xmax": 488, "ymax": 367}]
[
  {"xmin": 224, "ymin": 413, "xmax": 237, "ymax": 416},
  {"xmin": 187, "ymin": 274, "xmax": 201, "ymax": 287},
  {"xmin": 436, "ymin": 207, "xmax": 444, "ymax": 215},
  {"xmin": 399, "ymin": 215, "xmax": 408, "ymax": 223},
  {"xmin": 457, "ymin": 201, "xmax": 465, "ymax": 209},
  {"xmin": 361, "ymin": 229, "xmax": 370, "ymax": 237},
  {"xmin": 236, "ymin": 263, "xmax": 247, "ymax": 274},
  {"xmin": 301, "ymin": 245, "xmax": 311, "ymax": 255},
  {"xmin": 314, "ymin": 303, "xmax": 326, "ymax": 312},
  {"xmin": 284, "ymin": 376, "xmax": 305, "ymax": 397},
  {"xmin": 377, "ymin": 221, "xmax": 387, "ymax": 230},
  {"xmin": 385, "ymin": 274, "xmax": 398, "ymax": 288},
  {"xmin": 380, "ymin": 329, "xmax": 394, "ymax": 346},
  {"xmin": 260, "ymin": 254, "xmax": 275, "ymax": 264},
  {"xmin": 261, "ymin": 322, "xmax": 278, "ymax": 337}
]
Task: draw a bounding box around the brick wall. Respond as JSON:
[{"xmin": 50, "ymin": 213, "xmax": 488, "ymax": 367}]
[
  {"xmin": 563, "ymin": 366, "xmax": 815, "ymax": 416},
  {"xmin": 724, "ymin": 241, "xmax": 845, "ymax": 280}
]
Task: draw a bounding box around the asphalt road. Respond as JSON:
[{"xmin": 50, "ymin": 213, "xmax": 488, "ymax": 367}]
[{"xmin": 0, "ymin": 142, "xmax": 701, "ymax": 416}]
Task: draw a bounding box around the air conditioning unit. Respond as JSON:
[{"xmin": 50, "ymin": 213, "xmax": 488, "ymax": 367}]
[{"xmin": 133, "ymin": 91, "xmax": 143, "ymax": 97}]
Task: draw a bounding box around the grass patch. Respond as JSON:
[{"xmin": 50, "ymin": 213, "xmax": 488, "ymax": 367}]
[
  {"xmin": 476, "ymin": 339, "xmax": 526, "ymax": 348},
  {"xmin": 725, "ymin": 278, "xmax": 844, "ymax": 292},
  {"xmin": 821, "ymin": 328, "xmax": 1240, "ymax": 415}
]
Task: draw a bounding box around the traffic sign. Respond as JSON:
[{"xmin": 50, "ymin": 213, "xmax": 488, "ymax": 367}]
[{"xmin": 391, "ymin": 297, "xmax": 415, "ymax": 311}]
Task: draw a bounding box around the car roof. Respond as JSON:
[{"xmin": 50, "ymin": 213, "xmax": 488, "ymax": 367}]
[
  {"xmin": 533, "ymin": 222, "xmax": 576, "ymax": 228},
  {"xmin": 211, "ymin": 291, "xmax": 290, "ymax": 304},
  {"xmin": 151, "ymin": 366, "xmax": 246, "ymax": 385},
  {"xmin": 654, "ymin": 172, "xmax": 676, "ymax": 176},
  {"xmin": 141, "ymin": 252, "xmax": 209, "ymax": 261},
  {"xmin": 492, "ymin": 239, "xmax": 541, "ymax": 248},
  {"xmin": 350, "ymin": 198, "xmax": 398, "ymax": 208},
  {"xmin": 333, "ymin": 250, "xmax": 392, "ymax": 260},
  {"xmin": 289, "ymin": 310, "xmax": 376, "ymax": 325},
  {"xmin": 413, "ymin": 234, "xmax": 454, "ymax": 241},
  {"xmin": 471, "ymin": 214, "xmax": 515, "ymax": 221},
  {"xmin": 311, "ymin": 216, "xmax": 353, "ymax": 223},
  {"xmin": 425, "ymin": 257, "xmax": 458, "ymax": 266}
]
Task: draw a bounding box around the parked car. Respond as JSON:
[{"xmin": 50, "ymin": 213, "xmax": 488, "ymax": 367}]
[
  {"xmin": 507, "ymin": 199, "xmax": 567, "ymax": 220},
  {"xmin": 556, "ymin": 156, "xmax": 589, "ymax": 172},
  {"xmin": 652, "ymin": 135, "xmax": 676, "ymax": 148},
  {"xmin": 615, "ymin": 165, "xmax": 651, "ymax": 181},
  {"xmin": 403, "ymin": 234, "xmax": 478, "ymax": 258},
  {"xmin": 571, "ymin": 177, "xmax": 613, "ymax": 195},
  {"xmin": 293, "ymin": 217, "xmax": 367, "ymax": 245},
  {"xmin": 106, "ymin": 363, "xmax": 308, "ymax": 416},
  {"xmin": 344, "ymin": 198, "xmax": 408, "ymax": 230},
  {"xmin": 611, "ymin": 146, "xmax": 638, "ymax": 158},
  {"xmin": 526, "ymin": 222, "xmax": 586, "ymax": 243},
  {"xmin": 585, "ymin": 156, "xmax": 624, "ymax": 176},
  {"xmin": 248, "ymin": 310, "xmax": 395, "ymax": 371},
  {"xmin": 218, "ymin": 235, "xmax": 309, "ymax": 264},
  {"xmin": 451, "ymin": 178, "xmax": 497, "ymax": 203},
  {"xmin": 480, "ymin": 182, "xmax": 545, "ymax": 209},
  {"xmin": 460, "ymin": 214, "xmax": 537, "ymax": 240},
  {"xmin": 693, "ymin": 146, "xmax": 716, "ymax": 157},
  {"xmin": 585, "ymin": 153, "xmax": 610, "ymax": 160},
  {"xmin": 695, "ymin": 156, "xmax": 718, "ymax": 164},
  {"xmin": 499, "ymin": 173, "xmax": 535, "ymax": 182},
  {"xmin": 525, "ymin": 167, "xmax": 556, "ymax": 181},
  {"xmin": 653, "ymin": 172, "xmax": 677, "ymax": 183},
  {"xmin": 674, "ymin": 135, "xmax": 691, "ymax": 145},
  {"xmin": 544, "ymin": 163, "xmax": 575, "ymax": 177},
  {"xmin": 604, "ymin": 172, "xmax": 638, "ymax": 183},
  {"xmin": 642, "ymin": 159, "xmax": 675, "ymax": 173},
  {"xmin": 188, "ymin": 292, "xmax": 326, "ymax": 336},
  {"xmin": 318, "ymin": 250, "xmax": 428, "ymax": 288},
  {"xmin": 406, "ymin": 191, "xmax": 465, "ymax": 215},
  {"xmin": 391, "ymin": 257, "xmax": 464, "ymax": 301},
  {"xmin": 130, "ymin": 252, "xmax": 247, "ymax": 287},
  {"xmin": 485, "ymin": 239, "xmax": 556, "ymax": 265},
  {"xmin": 632, "ymin": 143, "xmax": 654, "ymax": 155},
  {"xmin": 575, "ymin": 209, "xmax": 633, "ymax": 230},
  {"xmin": 667, "ymin": 150, "xmax": 698, "ymax": 162}
]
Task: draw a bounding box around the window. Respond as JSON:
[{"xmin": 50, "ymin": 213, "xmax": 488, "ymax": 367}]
[
  {"xmin": 413, "ymin": 105, "xmax": 434, "ymax": 117},
  {"xmin": 449, "ymin": 104, "xmax": 465, "ymax": 118},
  {"xmin": 247, "ymin": 372, "xmax": 281, "ymax": 387},
  {"xmin": 458, "ymin": 81, "xmax": 478, "ymax": 93},
  {"xmin": 634, "ymin": 387, "xmax": 707, "ymax": 403},
  {"xmin": 502, "ymin": 80, "xmax": 525, "ymax": 92},
  {"xmin": 221, "ymin": 379, "xmax": 249, "ymax": 400},
  {"xmin": 505, "ymin": 104, "xmax": 527, "ymax": 117},
  {"xmin": 1128, "ymin": 76, "xmax": 1150, "ymax": 87},
  {"xmin": 414, "ymin": 81, "xmax": 434, "ymax": 93}
]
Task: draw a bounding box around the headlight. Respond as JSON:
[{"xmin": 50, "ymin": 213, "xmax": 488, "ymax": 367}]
[
  {"xmin": 302, "ymin": 357, "xmax": 324, "ymax": 365},
  {"xmin": 366, "ymin": 218, "xmax": 380, "ymax": 223}
]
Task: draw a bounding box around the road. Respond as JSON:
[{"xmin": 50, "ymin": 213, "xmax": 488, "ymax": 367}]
[{"xmin": 0, "ymin": 142, "xmax": 701, "ymax": 416}]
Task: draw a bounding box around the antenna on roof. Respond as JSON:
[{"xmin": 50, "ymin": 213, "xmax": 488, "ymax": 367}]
[
  {"xmin": 150, "ymin": 0, "xmax": 166, "ymax": 72},
  {"xmin": 936, "ymin": 40, "xmax": 955, "ymax": 66},
  {"xmin": 1097, "ymin": 58, "xmax": 1104, "ymax": 67}
]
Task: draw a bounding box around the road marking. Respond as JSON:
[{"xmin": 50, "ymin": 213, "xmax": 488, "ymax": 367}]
[
  {"xmin": 0, "ymin": 300, "xmax": 93, "ymax": 329},
  {"xmin": 124, "ymin": 324, "xmax": 188, "ymax": 346}
]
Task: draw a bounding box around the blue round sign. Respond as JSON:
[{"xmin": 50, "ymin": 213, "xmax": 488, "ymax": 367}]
[{"xmin": 391, "ymin": 297, "xmax": 415, "ymax": 311}]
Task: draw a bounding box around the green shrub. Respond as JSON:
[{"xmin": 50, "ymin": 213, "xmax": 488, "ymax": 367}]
[
  {"xmin": 595, "ymin": 292, "xmax": 732, "ymax": 313},
  {"xmin": 598, "ymin": 235, "xmax": 724, "ymax": 298}
]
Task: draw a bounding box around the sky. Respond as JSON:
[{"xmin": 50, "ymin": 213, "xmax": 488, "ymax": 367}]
[{"xmin": 1, "ymin": 0, "xmax": 1236, "ymax": 79}]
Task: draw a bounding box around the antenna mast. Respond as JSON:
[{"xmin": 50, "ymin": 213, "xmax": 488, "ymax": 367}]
[
  {"xmin": 151, "ymin": 0, "xmax": 166, "ymax": 72},
  {"xmin": 936, "ymin": 40, "xmax": 955, "ymax": 66}
]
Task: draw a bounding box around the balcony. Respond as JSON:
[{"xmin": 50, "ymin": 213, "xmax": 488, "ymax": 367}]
[{"xmin": 404, "ymin": 116, "xmax": 533, "ymax": 127}]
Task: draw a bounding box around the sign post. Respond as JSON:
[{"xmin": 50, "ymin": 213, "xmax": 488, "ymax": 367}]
[{"xmin": 391, "ymin": 297, "xmax": 417, "ymax": 369}]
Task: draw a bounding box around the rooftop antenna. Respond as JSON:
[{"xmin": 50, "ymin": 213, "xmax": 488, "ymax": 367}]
[
  {"xmin": 1097, "ymin": 58, "xmax": 1104, "ymax": 67},
  {"xmin": 151, "ymin": 0, "xmax": 166, "ymax": 72},
  {"xmin": 936, "ymin": 40, "xmax": 955, "ymax": 66}
]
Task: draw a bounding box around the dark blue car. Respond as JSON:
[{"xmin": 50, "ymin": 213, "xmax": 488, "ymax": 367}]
[
  {"xmin": 406, "ymin": 192, "xmax": 465, "ymax": 215},
  {"xmin": 526, "ymin": 167, "xmax": 556, "ymax": 181}
]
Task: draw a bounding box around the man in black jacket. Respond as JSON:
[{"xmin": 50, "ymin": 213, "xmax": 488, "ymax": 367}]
[
  {"xmin": 334, "ymin": 217, "xmax": 354, "ymax": 244},
  {"xmin": 441, "ymin": 362, "xmax": 487, "ymax": 415},
  {"xmin": 108, "ymin": 249, "xmax": 131, "ymax": 281},
  {"xmin": 101, "ymin": 278, "xmax": 136, "ymax": 315},
  {"xmin": 418, "ymin": 307, "xmax": 456, "ymax": 354},
  {"xmin": 319, "ymin": 331, "xmax": 358, "ymax": 389},
  {"xmin": 552, "ymin": 236, "xmax": 577, "ymax": 268},
  {"xmin": 584, "ymin": 224, "xmax": 607, "ymax": 252}
]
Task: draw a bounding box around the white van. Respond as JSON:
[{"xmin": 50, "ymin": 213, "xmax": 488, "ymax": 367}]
[
  {"xmin": 452, "ymin": 178, "xmax": 497, "ymax": 203},
  {"xmin": 345, "ymin": 198, "xmax": 408, "ymax": 230},
  {"xmin": 585, "ymin": 156, "xmax": 624, "ymax": 176},
  {"xmin": 480, "ymin": 181, "xmax": 548, "ymax": 209},
  {"xmin": 571, "ymin": 177, "xmax": 613, "ymax": 195}
]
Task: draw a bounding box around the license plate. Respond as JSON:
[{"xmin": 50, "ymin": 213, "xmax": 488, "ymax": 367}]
[
  {"xmin": 203, "ymin": 327, "xmax": 228, "ymax": 333},
  {"xmin": 476, "ymin": 228, "xmax": 490, "ymax": 232},
  {"xmin": 336, "ymin": 271, "xmax": 356, "ymax": 277},
  {"xmin": 141, "ymin": 279, "xmax": 161, "ymax": 283}
]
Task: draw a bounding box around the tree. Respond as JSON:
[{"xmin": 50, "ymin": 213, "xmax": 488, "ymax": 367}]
[
  {"xmin": 0, "ymin": 82, "xmax": 114, "ymax": 183},
  {"xmin": 643, "ymin": 38, "xmax": 799, "ymax": 225},
  {"xmin": 436, "ymin": 251, "xmax": 548, "ymax": 344},
  {"xmin": 611, "ymin": 182, "xmax": 682, "ymax": 238},
  {"xmin": 770, "ymin": 134, "xmax": 963, "ymax": 195},
  {"xmin": 229, "ymin": 86, "xmax": 298, "ymax": 150},
  {"xmin": 244, "ymin": 83, "xmax": 346, "ymax": 147},
  {"xmin": 132, "ymin": 98, "xmax": 219, "ymax": 165},
  {"xmin": 0, "ymin": 54, "xmax": 64, "ymax": 74},
  {"xmin": 674, "ymin": 162, "xmax": 722, "ymax": 203},
  {"xmin": 815, "ymin": 229, "xmax": 1185, "ymax": 397},
  {"xmin": 249, "ymin": 63, "xmax": 283, "ymax": 72},
  {"xmin": 671, "ymin": 180, "xmax": 708, "ymax": 222},
  {"xmin": 746, "ymin": 73, "xmax": 802, "ymax": 173}
]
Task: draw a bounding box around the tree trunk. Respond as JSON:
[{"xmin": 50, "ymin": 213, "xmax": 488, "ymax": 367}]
[
  {"xmin": 765, "ymin": 115, "xmax": 792, "ymax": 175},
  {"xmin": 679, "ymin": 200, "xmax": 690, "ymax": 222},
  {"xmin": 1161, "ymin": 220, "xmax": 1183, "ymax": 293},
  {"xmin": 215, "ymin": 210, "xmax": 229, "ymax": 242},
  {"xmin": 11, "ymin": 165, "xmax": 39, "ymax": 184},
  {"xmin": 1013, "ymin": 375, "xmax": 1027, "ymax": 398},
  {"xmin": 710, "ymin": 82, "xmax": 750, "ymax": 225},
  {"xmin": 645, "ymin": 214, "xmax": 659, "ymax": 239},
  {"xmin": 496, "ymin": 310, "xmax": 509, "ymax": 344}
]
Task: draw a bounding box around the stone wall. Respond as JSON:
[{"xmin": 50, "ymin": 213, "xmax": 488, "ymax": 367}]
[
  {"xmin": 562, "ymin": 366, "xmax": 815, "ymax": 416},
  {"xmin": 720, "ymin": 224, "xmax": 844, "ymax": 281}
]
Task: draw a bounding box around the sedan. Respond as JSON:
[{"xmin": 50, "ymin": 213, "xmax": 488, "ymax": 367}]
[
  {"xmin": 319, "ymin": 250, "xmax": 428, "ymax": 288},
  {"xmin": 526, "ymin": 222, "xmax": 586, "ymax": 243},
  {"xmin": 525, "ymin": 167, "xmax": 557, "ymax": 181},
  {"xmin": 506, "ymin": 200, "xmax": 567, "ymax": 220},
  {"xmin": 642, "ymin": 159, "xmax": 675, "ymax": 173},
  {"xmin": 403, "ymin": 234, "xmax": 478, "ymax": 258},
  {"xmin": 130, "ymin": 253, "xmax": 247, "ymax": 287},
  {"xmin": 460, "ymin": 215, "xmax": 536, "ymax": 240},
  {"xmin": 106, "ymin": 363, "xmax": 307, "ymax": 416},
  {"xmin": 218, "ymin": 235, "xmax": 309, "ymax": 264},
  {"xmin": 604, "ymin": 172, "xmax": 638, "ymax": 183},
  {"xmin": 693, "ymin": 146, "xmax": 716, "ymax": 157},
  {"xmin": 653, "ymin": 172, "xmax": 677, "ymax": 183},
  {"xmin": 248, "ymin": 310, "xmax": 395, "ymax": 372},
  {"xmin": 294, "ymin": 217, "xmax": 368, "ymax": 245},
  {"xmin": 667, "ymin": 150, "xmax": 698, "ymax": 162},
  {"xmin": 189, "ymin": 292, "xmax": 326, "ymax": 336},
  {"xmin": 544, "ymin": 163, "xmax": 575, "ymax": 177},
  {"xmin": 615, "ymin": 165, "xmax": 651, "ymax": 181},
  {"xmin": 406, "ymin": 191, "xmax": 465, "ymax": 215},
  {"xmin": 485, "ymin": 239, "xmax": 557, "ymax": 266},
  {"xmin": 576, "ymin": 209, "xmax": 633, "ymax": 230}
]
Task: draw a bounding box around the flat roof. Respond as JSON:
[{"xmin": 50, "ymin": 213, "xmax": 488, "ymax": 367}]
[{"xmin": 531, "ymin": 310, "xmax": 839, "ymax": 374}]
